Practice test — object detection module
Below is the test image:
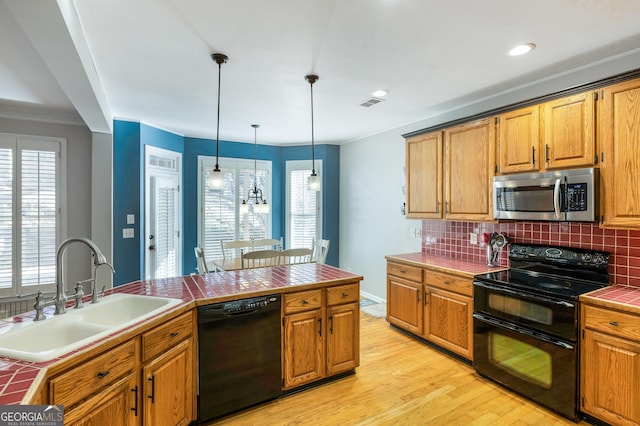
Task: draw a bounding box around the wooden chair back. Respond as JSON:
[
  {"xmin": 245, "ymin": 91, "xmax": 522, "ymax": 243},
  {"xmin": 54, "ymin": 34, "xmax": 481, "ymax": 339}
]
[
  {"xmin": 314, "ymin": 239, "xmax": 330, "ymax": 264},
  {"xmin": 240, "ymin": 249, "xmax": 281, "ymax": 269},
  {"xmin": 220, "ymin": 239, "xmax": 253, "ymax": 259},
  {"xmin": 280, "ymin": 248, "xmax": 314, "ymax": 265},
  {"xmin": 252, "ymin": 237, "xmax": 283, "ymax": 251},
  {"xmin": 194, "ymin": 246, "xmax": 209, "ymax": 274}
]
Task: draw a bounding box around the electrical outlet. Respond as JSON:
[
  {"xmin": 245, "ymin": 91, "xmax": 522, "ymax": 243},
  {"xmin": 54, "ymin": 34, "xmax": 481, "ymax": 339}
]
[
  {"xmin": 410, "ymin": 228, "xmax": 416, "ymax": 238},
  {"xmin": 470, "ymin": 233, "xmax": 478, "ymax": 245},
  {"xmin": 416, "ymin": 228, "xmax": 422, "ymax": 238}
]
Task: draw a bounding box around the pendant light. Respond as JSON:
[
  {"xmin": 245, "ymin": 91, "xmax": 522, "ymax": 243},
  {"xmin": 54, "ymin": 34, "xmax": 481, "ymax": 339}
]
[
  {"xmin": 305, "ymin": 74, "xmax": 321, "ymax": 191},
  {"xmin": 208, "ymin": 53, "xmax": 228, "ymax": 190},
  {"xmin": 240, "ymin": 125, "xmax": 269, "ymax": 215}
]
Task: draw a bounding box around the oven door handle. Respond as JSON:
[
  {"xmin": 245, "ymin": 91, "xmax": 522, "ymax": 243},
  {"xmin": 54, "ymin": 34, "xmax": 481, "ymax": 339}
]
[
  {"xmin": 473, "ymin": 280, "xmax": 575, "ymax": 308},
  {"xmin": 474, "ymin": 313, "xmax": 575, "ymax": 350}
]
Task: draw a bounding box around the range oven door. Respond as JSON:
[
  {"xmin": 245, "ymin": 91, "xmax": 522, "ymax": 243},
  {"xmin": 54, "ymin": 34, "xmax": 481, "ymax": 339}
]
[
  {"xmin": 473, "ymin": 280, "xmax": 576, "ymax": 341},
  {"xmin": 473, "ymin": 313, "xmax": 577, "ymax": 420}
]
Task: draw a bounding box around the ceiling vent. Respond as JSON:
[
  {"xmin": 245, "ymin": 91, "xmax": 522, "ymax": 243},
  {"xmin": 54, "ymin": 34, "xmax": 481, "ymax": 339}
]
[{"xmin": 360, "ymin": 97, "xmax": 385, "ymax": 108}]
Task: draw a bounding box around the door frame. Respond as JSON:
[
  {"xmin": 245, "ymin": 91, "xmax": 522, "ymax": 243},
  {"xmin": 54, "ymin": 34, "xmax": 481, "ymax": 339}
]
[{"xmin": 144, "ymin": 146, "xmax": 182, "ymax": 279}]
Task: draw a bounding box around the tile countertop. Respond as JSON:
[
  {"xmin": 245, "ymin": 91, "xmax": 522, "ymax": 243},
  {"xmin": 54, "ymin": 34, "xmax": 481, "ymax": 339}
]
[
  {"xmin": 0, "ymin": 263, "xmax": 362, "ymax": 405},
  {"xmin": 385, "ymin": 252, "xmax": 507, "ymax": 277},
  {"xmin": 581, "ymin": 285, "xmax": 640, "ymax": 315}
]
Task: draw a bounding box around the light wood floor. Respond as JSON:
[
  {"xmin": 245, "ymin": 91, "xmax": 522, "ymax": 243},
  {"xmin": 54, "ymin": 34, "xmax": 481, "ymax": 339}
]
[{"xmin": 208, "ymin": 310, "xmax": 589, "ymax": 425}]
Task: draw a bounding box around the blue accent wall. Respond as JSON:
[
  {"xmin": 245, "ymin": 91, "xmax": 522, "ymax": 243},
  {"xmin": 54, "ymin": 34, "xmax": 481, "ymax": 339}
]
[{"xmin": 113, "ymin": 120, "xmax": 339, "ymax": 285}]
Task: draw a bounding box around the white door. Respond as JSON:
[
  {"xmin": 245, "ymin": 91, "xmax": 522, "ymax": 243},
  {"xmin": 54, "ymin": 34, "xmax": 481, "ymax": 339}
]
[{"xmin": 145, "ymin": 147, "xmax": 182, "ymax": 279}]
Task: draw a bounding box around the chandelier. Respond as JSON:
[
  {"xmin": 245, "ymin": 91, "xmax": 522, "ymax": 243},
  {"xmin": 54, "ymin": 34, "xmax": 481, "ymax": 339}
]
[{"xmin": 240, "ymin": 124, "xmax": 269, "ymax": 214}]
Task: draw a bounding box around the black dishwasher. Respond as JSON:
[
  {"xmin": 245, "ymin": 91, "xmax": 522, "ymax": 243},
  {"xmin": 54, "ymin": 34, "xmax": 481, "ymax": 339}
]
[{"xmin": 197, "ymin": 294, "xmax": 282, "ymax": 423}]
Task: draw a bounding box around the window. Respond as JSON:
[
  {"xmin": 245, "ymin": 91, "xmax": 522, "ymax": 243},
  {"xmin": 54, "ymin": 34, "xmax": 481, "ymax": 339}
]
[
  {"xmin": 198, "ymin": 157, "xmax": 272, "ymax": 259},
  {"xmin": 286, "ymin": 160, "xmax": 322, "ymax": 250},
  {"xmin": 0, "ymin": 134, "xmax": 65, "ymax": 296}
]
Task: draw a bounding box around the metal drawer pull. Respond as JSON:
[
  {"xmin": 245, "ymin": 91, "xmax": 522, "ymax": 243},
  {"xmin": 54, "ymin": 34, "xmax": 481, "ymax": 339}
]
[
  {"xmin": 148, "ymin": 375, "xmax": 155, "ymax": 403},
  {"xmin": 399, "ymin": 269, "xmax": 406, "ymax": 273},
  {"xmin": 131, "ymin": 385, "xmax": 139, "ymax": 416},
  {"xmin": 609, "ymin": 321, "xmax": 619, "ymax": 327},
  {"xmin": 318, "ymin": 318, "xmax": 322, "ymax": 337},
  {"xmin": 341, "ymin": 292, "xmax": 348, "ymax": 297},
  {"xmin": 97, "ymin": 370, "xmax": 110, "ymax": 379},
  {"xmin": 169, "ymin": 332, "xmax": 179, "ymax": 337},
  {"xmin": 302, "ymin": 299, "xmax": 308, "ymax": 304},
  {"xmin": 443, "ymin": 281, "xmax": 450, "ymax": 285}
]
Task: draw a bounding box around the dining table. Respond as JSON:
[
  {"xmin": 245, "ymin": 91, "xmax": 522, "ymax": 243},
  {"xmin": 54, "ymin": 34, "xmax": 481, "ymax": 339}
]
[{"xmin": 207, "ymin": 257, "xmax": 243, "ymax": 272}]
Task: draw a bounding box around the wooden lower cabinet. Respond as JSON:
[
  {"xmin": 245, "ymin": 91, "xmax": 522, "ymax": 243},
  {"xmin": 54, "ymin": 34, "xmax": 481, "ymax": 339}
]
[
  {"xmin": 64, "ymin": 374, "xmax": 139, "ymax": 426},
  {"xmin": 425, "ymin": 287, "xmax": 473, "ymax": 360},
  {"xmin": 386, "ymin": 262, "xmax": 423, "ymax": 335},
  {"xmin": 386, "ymin": 260, "xmax": 474, "ymax": 361},
  {"xmin": 46, "ymin": 311, "xmax": 196, "ymax": 426},
  {"xmin": 283, "ymin": 283, "xmax": 360, "ymax": 390},
  {"xmin": 283, "ymin": 308, "xmax": 324, "ymax": 388},
  {"xmin": 581, "ymin": 303, "xmax": 640, "ymax": 425},
  {"xmin": 143, "ymin": 338, "xmax": 194, "ymax": 426}
]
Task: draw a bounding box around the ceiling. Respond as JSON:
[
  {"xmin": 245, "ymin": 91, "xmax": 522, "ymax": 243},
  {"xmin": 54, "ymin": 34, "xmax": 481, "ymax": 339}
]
[{"xmin": 2, "ymin": 0, "xmax": 640, "ymax": 145}]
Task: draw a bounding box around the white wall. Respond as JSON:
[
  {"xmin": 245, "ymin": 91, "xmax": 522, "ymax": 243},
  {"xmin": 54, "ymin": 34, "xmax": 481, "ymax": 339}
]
[
  {"xmin": 0, "ymin": 116, "xmax": 93, "ymax": 289},
  {"xmin": 340, "ymin": 50, "xmax": 640, "ymax": 301}
]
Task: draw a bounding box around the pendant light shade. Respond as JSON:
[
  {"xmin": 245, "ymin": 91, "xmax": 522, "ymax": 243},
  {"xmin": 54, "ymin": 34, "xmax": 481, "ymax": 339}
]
[
  {"xmin": 241, "ymin": 124, "xmax": 269, "ymax": 215},
  {"xmin": 305, "ymin": 74, "xmax": 320, "ymax": 192},
  {"xmin": 208, "ymin": 53, "xmax": 228, "ymax": 190}
]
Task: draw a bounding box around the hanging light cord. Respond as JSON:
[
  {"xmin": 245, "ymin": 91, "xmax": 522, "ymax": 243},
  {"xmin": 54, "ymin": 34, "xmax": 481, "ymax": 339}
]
[
  {"xmin": 214, "ymin": 59, "xmax": 222, "ymax": 172},
  {"xmin": 253, "ymin": 125, "xmax": 258, "ymax": 192},
  {"xmin": 310, "ymin": 78, "xmax": 316, "ymax": 175}
]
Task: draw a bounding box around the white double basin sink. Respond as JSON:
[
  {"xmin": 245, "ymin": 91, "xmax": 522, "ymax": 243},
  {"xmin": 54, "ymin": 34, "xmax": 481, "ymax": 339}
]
[{"xmin": 0, "ymin": 293, "xmax": 182, "ymax": 362}]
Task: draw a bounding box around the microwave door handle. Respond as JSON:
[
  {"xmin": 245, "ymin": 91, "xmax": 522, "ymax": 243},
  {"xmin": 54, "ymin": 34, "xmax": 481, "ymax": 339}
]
[{"xmin": 553, "ymin": 178, "xmax": 563, "ymax": 220}]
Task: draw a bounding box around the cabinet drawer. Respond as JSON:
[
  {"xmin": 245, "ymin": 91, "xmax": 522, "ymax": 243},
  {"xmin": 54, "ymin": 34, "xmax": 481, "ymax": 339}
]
[
  {"xmin": 583, "ymin": 304, "xmax": 640, "ymax": 342},
  {"xmin": 283, "ymin": 290, "xmax": 322, "ymax": 314},
  {"xmin": 327, "ymin": 283, "xmax": 359, "ymax": 306},
  {"xmin": 49, "ymin": 339, "xmax": 136, "ymax": 409},
  {"xmin": 142, "ymin": 311, "xmax": 193, "ymax": 362},
  {"xmin": 425, "ymin": 270, "xmax": 472, "ymax": 297},
  {"xmin": 387, "ymin": 262, "xmax": 422, "ymax": 283}
]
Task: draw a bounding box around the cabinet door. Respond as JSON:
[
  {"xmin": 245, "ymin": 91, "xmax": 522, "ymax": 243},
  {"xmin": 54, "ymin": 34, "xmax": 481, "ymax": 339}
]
[
  {"xmin": 424, "ymin": 287, "xmax": 473, "ymax": 360},
  {"xmin": 283, "ymin": 309, "xmax": 324, "ymax": 389},
  {"xmin": 444, "ymin": 118, "xmax": 496, "ymax": 221},
  {"xmin": 499, "ymin": 106, "xmax": 539, "ymax": 173},
  {"xmin": 326, "ymin": 302, "xmax": 359, "ymax": 375},
  {"xmin": 541, "ymin": 92, "xmax": 596, "ymax": 170},
  {"xmin": 581, "ymin": 329, "xmax": 640, "ymax": 425},
  {"xmin": 599, "ymin": 78, "xmax": 640, "ymax": 229},
  {"xmin": 143, "ymin": 338, "xmax": 194, "ymax": 426},
  {"xmin": 406, "ymin": 131, "xmax": 443, "ymax": 218},
  {"xmin": 387, "ymin": 275, "xmax": 423, "ymax": 335},
  {"xmin": 64, "ymin": 374, "xmax": 140, "ymax": 426}
]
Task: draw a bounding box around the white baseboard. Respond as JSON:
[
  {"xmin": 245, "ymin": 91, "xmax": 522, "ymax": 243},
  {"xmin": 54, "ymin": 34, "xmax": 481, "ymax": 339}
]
[{"xmin": 360, "ymin": 290, "xmax": 385, "ymax": 304}]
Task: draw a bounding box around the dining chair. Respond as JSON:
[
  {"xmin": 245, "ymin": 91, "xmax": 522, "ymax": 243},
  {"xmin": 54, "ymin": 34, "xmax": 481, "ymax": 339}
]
[
  {"xmin": 240, "ymin": 249, "xmax": 281, "ymax": 269},
  {"xmin": 280, "ymin": 248, "xmax": 314, "ymax": 265},
  {"xmin": 194, "ymin": 246, "xmax": 209, "ymax": 274},
  {"xmin": 220, "ymin": 239, "xmax": 253, "ymax": 259},
  {"xmin": 252, "ymin": 237, "xmax": 283, "ymax": 251},
  {"xmin": 313, "ymin": 239, "xmax": 330, "ymax": 264}
]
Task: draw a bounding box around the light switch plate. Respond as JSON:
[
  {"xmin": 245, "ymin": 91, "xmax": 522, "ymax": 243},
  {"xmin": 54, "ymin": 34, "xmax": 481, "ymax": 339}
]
[
  {"xmin": 470, "ymin": 233, "xmax": 478, "ymax": 245},
  {"xmin": 123, "ymin": 228, "xmax": 134, "ymax": 239},
  {"xmin": 127, "ymin": 214, "xmax": 135, "ymax": 225}
]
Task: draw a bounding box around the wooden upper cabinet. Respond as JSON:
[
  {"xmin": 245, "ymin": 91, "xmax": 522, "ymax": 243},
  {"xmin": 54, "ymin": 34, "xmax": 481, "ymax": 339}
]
[
  {"xmin": 406, "ymin": 131, "xmax": 443, "ymax": 218},
  {"xmin": 444, "ymin": 118, "xmax": 496, "ymax": 221},
  {"xmin": 499, "ymin": 91, "xmax": 596, "ymax": 174},
  {"xmin": 499, "ymin": 105, "xmax": 539, "ymax": 173},
  {"xmin": 599, "ymin": 78, "xmax": 640, "ymax": 229},
  {"xmin": 541, "ymin": 91, "xmax": 596, "ymax": 169}
]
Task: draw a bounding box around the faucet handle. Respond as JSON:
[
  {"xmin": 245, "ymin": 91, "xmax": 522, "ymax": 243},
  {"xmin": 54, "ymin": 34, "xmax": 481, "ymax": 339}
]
[
  {"xmin": 74, "ymin": 279, "xmax": 92, "ymax": 309},
  {"xmin": 33, "ymin": 291, "xmax": 54, "ymax": 321}
]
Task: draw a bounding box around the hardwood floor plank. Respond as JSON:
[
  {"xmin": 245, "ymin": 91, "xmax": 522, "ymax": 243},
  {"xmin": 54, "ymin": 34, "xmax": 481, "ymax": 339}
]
[{"xmin": 206, "ymin": 312, "xmax": 587, "ymax": 425}]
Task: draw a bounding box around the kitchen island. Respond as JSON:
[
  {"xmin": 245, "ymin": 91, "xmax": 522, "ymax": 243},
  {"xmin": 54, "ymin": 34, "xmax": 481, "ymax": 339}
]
[{"xmin": 0, "ymin": 263, "xmax": 362, "ymax": 425}]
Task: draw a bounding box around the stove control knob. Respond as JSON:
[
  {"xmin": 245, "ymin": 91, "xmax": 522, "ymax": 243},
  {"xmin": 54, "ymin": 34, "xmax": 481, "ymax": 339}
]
[
  {"xmin": 582, "ymin": 253, "xmax": 593, "ymax": 262},
  {"xmin": 520, "ymin": 247, "xmax": 526, "ymax": 254},
  {"xmin": 594, "ymin": 254, "xmax": 605, "ymax": 264}
]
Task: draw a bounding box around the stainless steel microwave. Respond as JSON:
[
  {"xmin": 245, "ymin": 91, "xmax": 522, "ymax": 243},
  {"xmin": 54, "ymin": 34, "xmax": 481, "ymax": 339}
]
[{"xmin": 493, "ymin": 167, "xmax": 598, "ymax": 222}]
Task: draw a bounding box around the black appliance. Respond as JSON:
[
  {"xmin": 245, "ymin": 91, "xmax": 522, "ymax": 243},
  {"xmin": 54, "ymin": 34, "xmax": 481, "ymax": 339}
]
[
  {"xmin": 473, "ymin": 243, "xmax": 609, "ymax": 421},
  {"xmin": 197, "ymin": 294, "xmax": 282, "ymax": 423}
]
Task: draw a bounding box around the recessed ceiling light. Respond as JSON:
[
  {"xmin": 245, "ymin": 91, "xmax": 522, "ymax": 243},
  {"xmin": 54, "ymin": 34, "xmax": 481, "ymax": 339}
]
[
  {"xmin": 508, "ymin": 43, "xmax": 536, "ymax": 56},
  {"xmin": 372, "ymin": 89, "xmax": 388, "ymax": 97}
]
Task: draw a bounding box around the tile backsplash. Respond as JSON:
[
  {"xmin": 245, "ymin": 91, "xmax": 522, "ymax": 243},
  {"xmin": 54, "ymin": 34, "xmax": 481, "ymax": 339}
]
[{"xmin": 421, "ymin": 220, "xmax": 640, "ymax": 287}]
